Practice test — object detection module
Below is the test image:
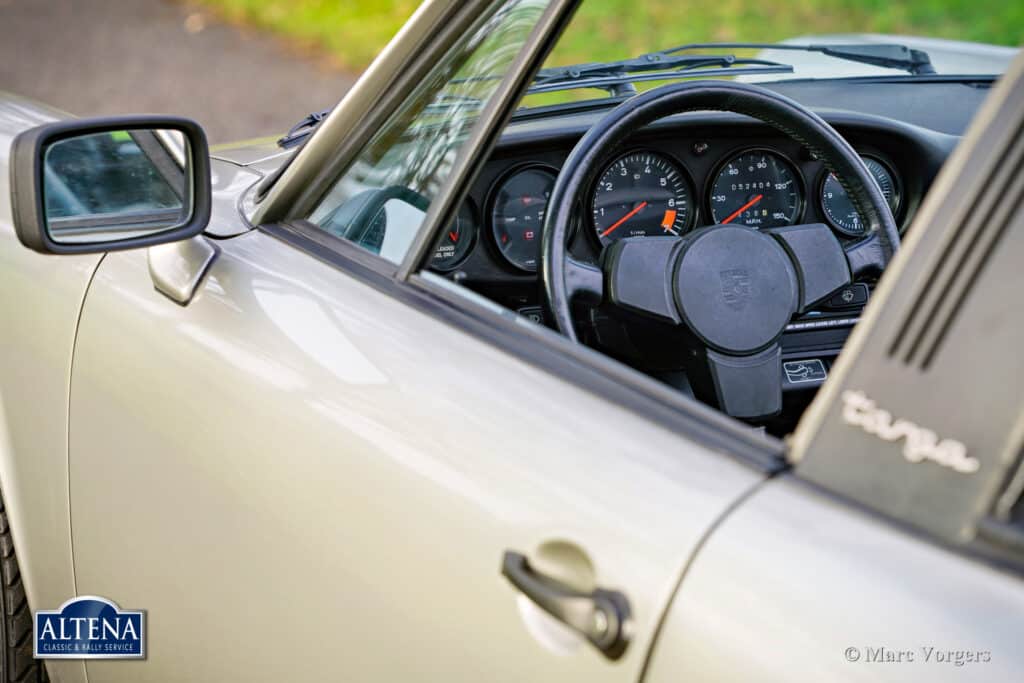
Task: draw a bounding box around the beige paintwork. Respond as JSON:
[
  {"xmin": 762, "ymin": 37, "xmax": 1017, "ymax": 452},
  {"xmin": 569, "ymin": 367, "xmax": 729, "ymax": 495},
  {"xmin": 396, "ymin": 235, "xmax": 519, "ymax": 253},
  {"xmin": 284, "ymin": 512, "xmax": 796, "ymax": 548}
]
[
  {"xmin": 0, "ymin": 93, "xmax": 96, "ymax": 683},
  {"xmin": 644, "ymin": 475, "xmax": 1024, "ymax": 682},
  {"xmin": 0, "ymin": 96, "xmax": 262, "ymax": 680},
  {"xmin": 67, "ymin": 229, "xmax": 763, "ymax": 681},
  {"xmin": 3, "ymin": 0, "xmax": 1022, "ymax": 679}
]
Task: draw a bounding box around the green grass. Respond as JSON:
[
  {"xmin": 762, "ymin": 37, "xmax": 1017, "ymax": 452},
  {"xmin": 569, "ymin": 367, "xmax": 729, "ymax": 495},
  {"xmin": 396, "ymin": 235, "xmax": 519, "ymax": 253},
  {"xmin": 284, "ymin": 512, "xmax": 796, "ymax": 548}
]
[
  {"xmin": 197, "ymin": 0, "xmax": 422, "ymax": 70},
  {"xmin": 197, "ymin": 0, "xmax": 1022, "ymax": 72}
]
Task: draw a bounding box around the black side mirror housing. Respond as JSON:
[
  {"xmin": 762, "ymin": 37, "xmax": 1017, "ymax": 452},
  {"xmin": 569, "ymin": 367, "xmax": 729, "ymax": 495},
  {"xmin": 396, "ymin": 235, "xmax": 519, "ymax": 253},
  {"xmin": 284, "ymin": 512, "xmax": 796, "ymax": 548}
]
[{"xmin": 9, "ymin": 115, "xmax": 212, "ymax": 254}]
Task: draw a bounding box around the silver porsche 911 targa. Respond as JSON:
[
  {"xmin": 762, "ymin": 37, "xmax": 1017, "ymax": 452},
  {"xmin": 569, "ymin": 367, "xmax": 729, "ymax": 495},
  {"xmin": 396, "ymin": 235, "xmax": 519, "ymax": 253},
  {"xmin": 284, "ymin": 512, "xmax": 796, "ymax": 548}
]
[{"xmin": 1, "ymin": 0, "xmax": 1022, "ymax": 681}]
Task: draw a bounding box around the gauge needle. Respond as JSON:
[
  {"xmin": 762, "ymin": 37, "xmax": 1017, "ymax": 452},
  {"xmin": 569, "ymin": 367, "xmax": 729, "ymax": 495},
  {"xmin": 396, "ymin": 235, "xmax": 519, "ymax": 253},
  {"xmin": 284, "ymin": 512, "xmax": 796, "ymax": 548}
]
[
  {"xmin": 601, "ymin": 201, "xmax": 648, "ymax": 238},
  {"xmin": 722, "ymin": 194, "xmax": 764, "ymax": 224}
]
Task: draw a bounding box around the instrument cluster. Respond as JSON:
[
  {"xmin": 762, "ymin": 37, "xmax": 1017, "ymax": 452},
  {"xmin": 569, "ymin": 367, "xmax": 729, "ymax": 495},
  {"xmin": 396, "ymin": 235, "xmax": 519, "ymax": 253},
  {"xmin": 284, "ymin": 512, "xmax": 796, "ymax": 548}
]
[{"xmin": 430, "ymin": 139, "xmax": 904, "ymax": 275}]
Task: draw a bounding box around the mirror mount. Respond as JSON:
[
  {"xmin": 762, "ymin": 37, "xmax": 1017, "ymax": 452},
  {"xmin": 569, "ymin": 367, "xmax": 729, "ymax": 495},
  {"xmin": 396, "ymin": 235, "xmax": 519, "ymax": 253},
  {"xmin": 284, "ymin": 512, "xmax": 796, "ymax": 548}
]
[
  {"xmin": 148, "ymin": 235, "xmax": 219, "ymax": 306},
  {"xmin": 10, "ymin": 115, "xmax": 212, "ymax": 255}
]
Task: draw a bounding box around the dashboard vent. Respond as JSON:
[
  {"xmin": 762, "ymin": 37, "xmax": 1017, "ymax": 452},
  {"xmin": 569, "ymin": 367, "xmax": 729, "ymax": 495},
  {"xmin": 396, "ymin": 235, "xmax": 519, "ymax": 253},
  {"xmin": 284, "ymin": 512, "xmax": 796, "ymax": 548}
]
[{"xmin": 888, "ymin": 119, "xmax": 1024, "ymax": 370}]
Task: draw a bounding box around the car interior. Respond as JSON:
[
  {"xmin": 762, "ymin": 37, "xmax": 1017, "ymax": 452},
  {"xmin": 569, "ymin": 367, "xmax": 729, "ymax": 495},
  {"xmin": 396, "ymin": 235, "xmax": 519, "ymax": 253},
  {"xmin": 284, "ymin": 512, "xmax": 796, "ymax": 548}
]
[
  {"xmin": 294, "ymin": 3, "xmax": 1010, "ymax": 439},
  {"xmin": 415, "ymin": 74, "xmax": 985, "ymax": 435}
]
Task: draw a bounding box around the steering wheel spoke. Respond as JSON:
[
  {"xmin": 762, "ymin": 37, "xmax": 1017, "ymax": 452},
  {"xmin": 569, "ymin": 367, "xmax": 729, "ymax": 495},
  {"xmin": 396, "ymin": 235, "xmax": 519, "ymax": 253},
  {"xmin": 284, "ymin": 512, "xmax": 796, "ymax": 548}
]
[
  {"xmin": 686, "ymin": 343, "xmax": 784, "ymax": 420},
  {"xmin": 768, "ymin": 223, "xmax": 852, "ymax": 312},
  {"xmin": 604, "ymin": 237, "xmax": 683, "ymax": 322},
  {"xmin": 844, "ymin": 230, "xmax": 887, "ymax": 279}
]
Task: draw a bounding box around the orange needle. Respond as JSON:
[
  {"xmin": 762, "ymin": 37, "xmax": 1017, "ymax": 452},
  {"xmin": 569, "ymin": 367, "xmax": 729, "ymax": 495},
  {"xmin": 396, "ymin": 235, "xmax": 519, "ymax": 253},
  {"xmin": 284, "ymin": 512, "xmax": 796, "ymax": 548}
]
[
  {"xmin": 722, "ymin": 194, "xmax": 763, "ymax": 224},
  {"xmin": 661, "ymin": 209, "xmax": 677, "ymax": 231},
  {"xmin": 601, "ymin": 201, "xmax": 648, "ymax": 238}
]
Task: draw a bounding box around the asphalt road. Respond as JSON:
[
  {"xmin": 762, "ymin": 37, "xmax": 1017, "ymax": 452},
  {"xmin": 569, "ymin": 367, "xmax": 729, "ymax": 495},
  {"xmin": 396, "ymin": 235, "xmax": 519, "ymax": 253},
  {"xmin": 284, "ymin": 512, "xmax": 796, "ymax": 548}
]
[{"xmin": 0, "ymin": 0, "xmax": 356, "ymax": 142}]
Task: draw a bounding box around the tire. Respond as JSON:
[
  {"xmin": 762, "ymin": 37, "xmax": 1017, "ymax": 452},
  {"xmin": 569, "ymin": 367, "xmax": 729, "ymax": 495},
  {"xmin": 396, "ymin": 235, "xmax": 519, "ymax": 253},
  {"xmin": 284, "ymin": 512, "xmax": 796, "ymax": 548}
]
[{"xmin": 0, "ymin": 493, "xmax": 47, "ymax": 682}]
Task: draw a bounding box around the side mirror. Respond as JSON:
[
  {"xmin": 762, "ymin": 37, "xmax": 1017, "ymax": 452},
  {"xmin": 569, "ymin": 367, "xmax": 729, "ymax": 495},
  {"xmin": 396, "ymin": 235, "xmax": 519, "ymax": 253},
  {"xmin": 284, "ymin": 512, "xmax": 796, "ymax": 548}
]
[{"xmin": 9, "ymin": 116, "xmax": 211, "ymax": 254}]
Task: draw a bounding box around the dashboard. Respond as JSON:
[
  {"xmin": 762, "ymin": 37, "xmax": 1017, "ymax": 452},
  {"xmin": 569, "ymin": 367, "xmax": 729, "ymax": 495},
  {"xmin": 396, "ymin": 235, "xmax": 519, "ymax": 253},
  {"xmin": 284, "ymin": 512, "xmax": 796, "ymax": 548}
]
[
  {"xmin": 438, "ymin": 143, "xmax": 900, "ymax": 275},
  {"xmin": 424, "ymin": 83, "xmax": 966, "ymax": 428},
  {"xmin": 429, "ymin": 109, "xmax": 956, "ymax": 286}
]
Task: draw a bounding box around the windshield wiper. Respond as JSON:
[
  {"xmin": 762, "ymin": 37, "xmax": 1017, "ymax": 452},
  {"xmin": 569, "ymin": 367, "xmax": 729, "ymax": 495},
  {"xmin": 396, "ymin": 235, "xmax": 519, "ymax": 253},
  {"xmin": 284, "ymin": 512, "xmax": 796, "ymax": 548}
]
[
  {"xmin": 526, "ymin": 41, "xmax": 935, "ymax": 98},
  {"xmin": 529, "ymin": 53, "xmax": 794, "ymax": 96},
  {"xmin": 278, "ymin": 108, "xmax": 332, "ymax": 149},
  {"xmin": 660, "ymin": 42, "xmax": 936, "ymax": 75},
  {"xmin": 277, "ymin": 93, "xmax": 486, "ymax": 149},
  {"xmin": 279, "ymin": 41, "xmax": 933, "ymax": 149}
]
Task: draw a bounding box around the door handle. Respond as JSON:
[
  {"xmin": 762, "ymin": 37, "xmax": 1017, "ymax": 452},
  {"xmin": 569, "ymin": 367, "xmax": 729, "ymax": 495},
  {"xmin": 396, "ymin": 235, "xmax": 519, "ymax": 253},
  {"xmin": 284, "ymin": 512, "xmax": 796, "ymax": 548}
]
[{"xmin": 501, "ymin": 551, "xmax": 632, "ymax": 660}]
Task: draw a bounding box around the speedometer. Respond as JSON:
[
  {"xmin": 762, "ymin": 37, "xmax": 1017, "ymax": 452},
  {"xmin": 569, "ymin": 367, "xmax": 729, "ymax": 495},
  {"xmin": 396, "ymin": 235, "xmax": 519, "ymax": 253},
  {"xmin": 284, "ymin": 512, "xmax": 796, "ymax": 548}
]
[
  {"xmin": 591, "ymin": 151, "xmax": 694, "ymax": 246},
  {"xmin": 708, "ymin": 149, "xmax": 803, "ymax": 228}
]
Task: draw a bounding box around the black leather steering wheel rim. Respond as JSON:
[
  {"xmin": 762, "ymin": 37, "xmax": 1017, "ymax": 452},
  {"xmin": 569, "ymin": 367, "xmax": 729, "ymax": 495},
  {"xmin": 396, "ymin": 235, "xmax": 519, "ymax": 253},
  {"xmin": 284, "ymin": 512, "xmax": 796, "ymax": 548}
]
[{"xmin": 541, "ymin": 80, "xmax": 900, "ymax": 342}]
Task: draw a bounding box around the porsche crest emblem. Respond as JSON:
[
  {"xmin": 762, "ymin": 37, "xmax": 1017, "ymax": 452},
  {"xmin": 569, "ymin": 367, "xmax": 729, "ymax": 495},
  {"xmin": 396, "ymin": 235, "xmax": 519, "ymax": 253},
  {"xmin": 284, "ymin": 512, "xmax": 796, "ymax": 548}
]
[{"xmin": 719, "ymin": 269, "xmax": 753, "ymax": 311}]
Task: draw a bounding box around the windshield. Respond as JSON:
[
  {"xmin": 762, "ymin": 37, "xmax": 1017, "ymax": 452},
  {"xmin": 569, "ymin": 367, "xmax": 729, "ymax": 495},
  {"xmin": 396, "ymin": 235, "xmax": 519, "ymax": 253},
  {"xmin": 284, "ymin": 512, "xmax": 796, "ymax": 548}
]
[{"xmin": 518, "ymin": 0, "xmax": 1020, "ymax": 108}]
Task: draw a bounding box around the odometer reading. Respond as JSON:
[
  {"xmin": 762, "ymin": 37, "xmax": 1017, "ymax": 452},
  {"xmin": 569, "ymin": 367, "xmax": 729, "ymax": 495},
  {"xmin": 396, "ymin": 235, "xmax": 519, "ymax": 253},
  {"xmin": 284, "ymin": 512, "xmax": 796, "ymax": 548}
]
[
  {"xmin": 592, "ymin": 152, "xmax": 693, "ymax": 246},
  {"xmin": 709, "ymin": 150, "xmax": 802, "ymax": 228},
  {"xmin": 820, "ymin": 156, "xmax": 900, "ymax": 236}
]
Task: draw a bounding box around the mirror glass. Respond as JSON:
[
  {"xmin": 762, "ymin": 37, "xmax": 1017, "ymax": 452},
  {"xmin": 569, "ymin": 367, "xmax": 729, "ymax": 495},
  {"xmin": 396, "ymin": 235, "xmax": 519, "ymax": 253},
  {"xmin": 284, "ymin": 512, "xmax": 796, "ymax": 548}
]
[{"xmin": 43, "ymin": 129, "xmax": 191, "ymax": 244}]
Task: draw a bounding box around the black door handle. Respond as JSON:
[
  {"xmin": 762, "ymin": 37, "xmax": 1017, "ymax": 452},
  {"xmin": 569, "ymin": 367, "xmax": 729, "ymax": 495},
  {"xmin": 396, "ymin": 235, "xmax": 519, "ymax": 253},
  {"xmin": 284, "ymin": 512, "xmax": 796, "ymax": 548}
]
[{"xmin": 501, "ymin": 551, "xmax": 632, "ymax": 660}]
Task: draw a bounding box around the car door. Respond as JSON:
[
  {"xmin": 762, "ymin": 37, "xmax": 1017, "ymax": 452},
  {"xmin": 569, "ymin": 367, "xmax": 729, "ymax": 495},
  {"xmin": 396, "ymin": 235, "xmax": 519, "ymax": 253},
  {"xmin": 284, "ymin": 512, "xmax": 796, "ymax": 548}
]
[
  {"xmin": 64, "ymin": 1, "xmax": 780, "ymax": 681},
  {"xmin": 69, "ymin": 228, "xmax": 771, "ymax": 682}
]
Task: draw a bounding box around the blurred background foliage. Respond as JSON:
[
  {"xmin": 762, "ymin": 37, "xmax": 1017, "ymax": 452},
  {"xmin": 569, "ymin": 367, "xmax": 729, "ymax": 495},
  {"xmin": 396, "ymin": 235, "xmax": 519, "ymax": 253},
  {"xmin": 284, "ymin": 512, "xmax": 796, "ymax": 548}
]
[{"xmin": 197, "ymin": 0, "xmax": 1022, "ymax": 72}]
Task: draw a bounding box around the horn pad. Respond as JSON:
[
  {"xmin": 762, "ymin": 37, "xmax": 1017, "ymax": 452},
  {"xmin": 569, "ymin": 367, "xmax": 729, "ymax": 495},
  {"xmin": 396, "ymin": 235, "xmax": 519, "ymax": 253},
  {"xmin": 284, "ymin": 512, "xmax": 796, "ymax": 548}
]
[{"xmin": 674, "ymin": 226, "xmax": 798, "ymax": 354}]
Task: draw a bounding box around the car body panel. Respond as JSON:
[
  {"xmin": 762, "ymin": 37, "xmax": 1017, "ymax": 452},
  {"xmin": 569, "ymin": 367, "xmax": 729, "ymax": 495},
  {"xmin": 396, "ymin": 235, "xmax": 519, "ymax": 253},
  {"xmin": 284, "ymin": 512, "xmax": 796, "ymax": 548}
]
[
  {"xmin": 0, "ymin": 92, "xmax": 92, "ymax": 683},
  {"xmin": 210, "ymin": 137, "xmax": 283, "ymax": 167},
  {"xmin": 0, "ymin": 92, "xmax": 256, "ymax": 683},
  {"xmin": 68, "ymin": 228, "xmax": 764, "ymax": 681},
  {"xmin": 202, "ymin": 158, "xmax": 262, "ymax": 238},
  {"xmin": 643, "ymin": 475, "xmax": 1024, "ymax": 682}
]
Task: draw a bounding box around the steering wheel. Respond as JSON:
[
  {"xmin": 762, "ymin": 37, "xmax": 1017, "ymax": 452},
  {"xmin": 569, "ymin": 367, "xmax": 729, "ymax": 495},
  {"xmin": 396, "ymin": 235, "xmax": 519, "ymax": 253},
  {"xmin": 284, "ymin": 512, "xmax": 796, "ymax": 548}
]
[{"xmin": 541, "ymin": 81, "xmax": 899, "ymax": 420}]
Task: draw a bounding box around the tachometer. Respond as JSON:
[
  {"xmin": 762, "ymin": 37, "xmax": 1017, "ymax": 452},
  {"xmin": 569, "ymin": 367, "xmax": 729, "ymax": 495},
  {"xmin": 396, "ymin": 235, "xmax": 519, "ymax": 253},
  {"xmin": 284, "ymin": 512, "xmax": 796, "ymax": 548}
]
[
  {"xmin": 820, "ymin": 156, "xmax": 900, "ymax": 237},
  {"xmin": 491, "ymin": 166, "xmax": 556, "ymax": 273},
  {"xmin": 591, "ymin": 151, "xmax": 694, "ymax": 246},
  {"xmin": 709, "ymin": 149, "xmax": 803, "ymax": 228}
]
